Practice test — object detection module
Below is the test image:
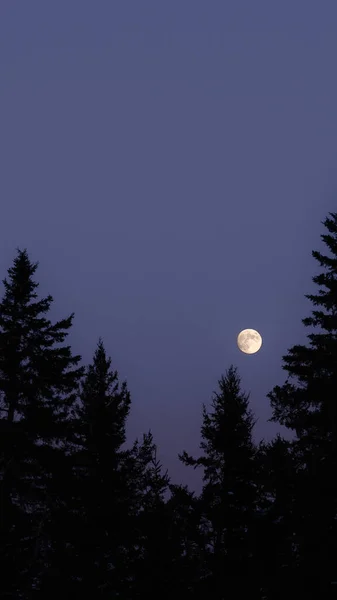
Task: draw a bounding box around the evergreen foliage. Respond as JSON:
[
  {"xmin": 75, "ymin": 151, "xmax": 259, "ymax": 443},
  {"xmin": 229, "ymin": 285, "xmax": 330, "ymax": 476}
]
[
  {"xmin": 0, "ymin": 249, "xmax": 83, "ymax": 596},
  {"xmin": 268, "ymin": 213, "xmax": 337, "ymax": 594},
  {"xmin": 1, "ymin": 215, "xmax": 337, "ymax": 598},
  {"xmin": 179, "ymin": 366, "xmax": 259, "ymax": 598}
]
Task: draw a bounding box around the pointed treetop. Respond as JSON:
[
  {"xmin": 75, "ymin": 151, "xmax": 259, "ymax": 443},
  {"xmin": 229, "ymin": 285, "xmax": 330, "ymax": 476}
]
[
  {"xmin": 78, "ymin": 339, "xmax": 131, "ymax": 451},
  {"xmin": 2, "ymin": 248, "xmax": 41, "ymax": 304},
  {"xmin": 282, "ymin": 212, "xmax": 337, "ymax": 379},
  {"xmin": 268, "ymin": 212, "xmax": 337, "ymax": 433},
  {"xmin": 179, "ymin": 364, "xmax": 255, "ymax": 478}
]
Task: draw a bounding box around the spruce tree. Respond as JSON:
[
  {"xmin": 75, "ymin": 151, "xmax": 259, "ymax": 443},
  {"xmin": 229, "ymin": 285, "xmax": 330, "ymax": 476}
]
[
  {"xmin": 268, "ymin": 212, "xmax": 337, "ymax": 594},
  {"xmin": 179, "ymin": 365, "xmax": 259, "ymax": 598},
  {"xmin": 130, "ymin": 438, "xmax": 203, "ymax": 598},
  {"xmin": 127, "ymin": 431, "xmax": 173, "ymax": 598},
  {"xmin": 0, "ymin": 249, "xmax": 83, "ymax": 597},
  {"xmin": 55, "ymin": 338, "xmax": 134, "ymax": 597}
]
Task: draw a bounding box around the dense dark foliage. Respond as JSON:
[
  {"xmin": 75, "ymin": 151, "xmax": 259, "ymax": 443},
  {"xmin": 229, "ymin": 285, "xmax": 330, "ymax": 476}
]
[
  {"xmin": 267, "ymin": 212, "xmax": 337, "ymax": 596},
  {"xmin": 179, "ymin": 366, "xmax": 259, "ymax": 598},
  {"xmin": 0, "ymin": 250, "xmax": 83, "ymax": 597},
  {"xmin": 0, "ymin": 213, "xmax": 337, "ymax": 599}
]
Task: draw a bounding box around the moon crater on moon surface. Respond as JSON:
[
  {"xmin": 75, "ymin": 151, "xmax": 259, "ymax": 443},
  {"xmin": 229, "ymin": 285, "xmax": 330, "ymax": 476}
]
[{"xmin": 237, "ymin": 329, "xmax": 262, "ymax": 354}]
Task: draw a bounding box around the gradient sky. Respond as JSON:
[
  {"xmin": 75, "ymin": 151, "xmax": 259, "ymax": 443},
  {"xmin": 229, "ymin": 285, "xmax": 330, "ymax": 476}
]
[{"xmin": 1, "ymin": 1, "xmax": 337, "ymax": 491}]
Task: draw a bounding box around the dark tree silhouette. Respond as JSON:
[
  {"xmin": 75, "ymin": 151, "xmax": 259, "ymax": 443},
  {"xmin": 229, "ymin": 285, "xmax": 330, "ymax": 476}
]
[
  {"xmin": 49, "ymin": 338, "xmax": 134, "ymax": 597},
  {"xmin": 126, "ymin": 430, "xmax": 173, "ymax": 598},
  {"xmin": 179, "ymin": 365, "xmax": 260, "ymax": 599},
  {"xmin": 268, "ymin": 212, "xmax": 337, "ymax": 595},
  {"xmin": 0, "ymin": 249, "xmax": 83, "ymax": 597},
  {"xmin": 2, "ymin": 210, "xmax": 337, "ymax": 600}
]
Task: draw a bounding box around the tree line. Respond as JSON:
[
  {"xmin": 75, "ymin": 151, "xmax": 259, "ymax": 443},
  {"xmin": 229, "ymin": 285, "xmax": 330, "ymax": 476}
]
[{"xmin": 0, "ymin": 212, "xmax": 337, "ymax": 599}]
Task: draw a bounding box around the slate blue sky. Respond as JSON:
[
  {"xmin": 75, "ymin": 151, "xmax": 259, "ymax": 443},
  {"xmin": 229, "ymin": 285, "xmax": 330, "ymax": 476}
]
[{"xmin": 1, "ymin": 1, "xmax": 337, "ymax": 490}]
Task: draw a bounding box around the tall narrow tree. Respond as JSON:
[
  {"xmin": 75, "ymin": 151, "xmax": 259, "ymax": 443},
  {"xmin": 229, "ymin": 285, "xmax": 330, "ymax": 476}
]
[
  {"xmin": 268, "ymin": 212, "xmax": 337, "ymax": 595},
  {"xmin": 179, "ymin": 366, "xmax": 259, "ymax": 598},
  {"xmin": 126, "ymin": 430, "xmax": 173, "ymax": 598},
  {"xmin": 0, "ymin": 249, "xmax": 83, "ymax": 597},
  {"xmin": 57, "ymin": 338, "xmax": 133, "ymax": 597}
]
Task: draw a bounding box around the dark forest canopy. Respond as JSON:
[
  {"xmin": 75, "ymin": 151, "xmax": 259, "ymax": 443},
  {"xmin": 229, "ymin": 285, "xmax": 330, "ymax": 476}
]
[{"xmin": 1, "ymin": 213, "xmax": 337, "ymax": 598}]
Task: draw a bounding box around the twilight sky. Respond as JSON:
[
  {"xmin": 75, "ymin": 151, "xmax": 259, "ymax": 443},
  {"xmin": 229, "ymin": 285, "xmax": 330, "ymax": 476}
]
[{"xmin": 1, "ymin": 1, "xmax": 337, "ymax": 491}]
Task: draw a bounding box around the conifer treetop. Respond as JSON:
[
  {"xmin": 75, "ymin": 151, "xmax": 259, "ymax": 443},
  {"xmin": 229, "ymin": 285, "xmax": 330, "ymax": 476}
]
[{"xmin": 268, "ymin": 212, "xmax": 337, "ymax": 434}]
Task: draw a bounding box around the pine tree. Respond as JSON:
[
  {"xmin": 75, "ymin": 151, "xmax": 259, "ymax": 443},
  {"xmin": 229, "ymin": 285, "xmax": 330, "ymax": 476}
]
[
  {"xmin": 130, "ymin": 437, "xmax": 203, "ymax": 598},
  {"xmin": 268, "ymin": 213, "xmax": 337, "ymax": 595},
  {"xmin": 53, "ymin": 338, "xmax": 134, "ymax": 597},
  {"xmin": 179, "ymin": 365, "xmax": 259, "ymax": 599},
  {"xmin": 127, "ymin": 430, "xmax": 173, "ymax": 598},
  {"xmin": 0, "ymin": 249, "xmax": 83, "ymax": 597}
]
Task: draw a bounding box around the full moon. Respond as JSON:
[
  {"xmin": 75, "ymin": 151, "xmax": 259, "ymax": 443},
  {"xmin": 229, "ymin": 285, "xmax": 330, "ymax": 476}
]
[{"xmin": 237, "ymin": 329, "xmax": 262, "ymax": 354}]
